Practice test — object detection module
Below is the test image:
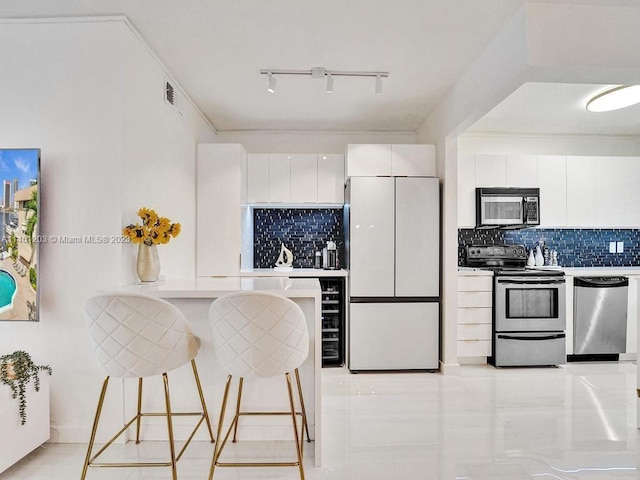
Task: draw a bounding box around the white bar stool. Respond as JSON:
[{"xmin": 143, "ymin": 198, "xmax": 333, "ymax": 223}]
[
  {"xmin": 207, "ymin": 291, "xmax": 311, "ymax": 480},
  {"xmin": 81, "ymin": 292, "xmax": 215, "ymax": 480}
]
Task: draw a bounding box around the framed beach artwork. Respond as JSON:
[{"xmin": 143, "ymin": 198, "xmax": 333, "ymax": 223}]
[{"xmin": 0, "ymin": 149, "xmax": 40, "ymax": 321}]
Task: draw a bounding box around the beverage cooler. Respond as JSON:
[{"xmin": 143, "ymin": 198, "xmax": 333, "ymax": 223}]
[{"xmin": 320, "ymin": 278, "xmax": 345, "ymax": 367}]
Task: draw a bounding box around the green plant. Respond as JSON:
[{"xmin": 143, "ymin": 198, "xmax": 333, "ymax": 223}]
[
  {"xmin": 0, "ymin": 350, "xmax": 51, "ymax": 425},
  {"xmin": 29, "ymin": 267, "xmax": 36, "ymax": 291},
  {"xmin": 8, "ymin": 233, "xmax": 17, "ymax": 261}
]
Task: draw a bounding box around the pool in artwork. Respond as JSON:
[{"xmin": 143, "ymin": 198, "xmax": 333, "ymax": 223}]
[{"xmin": 0, "ymin": 270, "xmax": 17, "ymax": 309}]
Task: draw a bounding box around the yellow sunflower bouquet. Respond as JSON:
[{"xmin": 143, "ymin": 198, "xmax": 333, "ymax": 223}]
[{"xmin": 122, "ymin": 207, "xmax": 181, "ymax": 246}]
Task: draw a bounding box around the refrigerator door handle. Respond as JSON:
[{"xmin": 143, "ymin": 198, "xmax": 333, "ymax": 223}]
[{"xmin": 497, "ymin": 333, "xmax": 566, "ymax": 341}]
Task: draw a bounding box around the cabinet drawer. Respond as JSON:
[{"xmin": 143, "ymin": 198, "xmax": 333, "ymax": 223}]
[
  {"xmin": 457, "ymin": 323, "xmax": 492, "ymax": 341},
  {"xmin": 457, "ymin": 291, "xmax": 492, "ymax": 308},
  {"xmin": 457, "ymin": 307, "xmax": 492, "ymax": 325},
  {"xmin": 457, "ymin": 340, "xmax": 491, "ymax": 357},
  {"xmin": 458, "ymin": 275, "xmax": 493, "ymax": 292}
]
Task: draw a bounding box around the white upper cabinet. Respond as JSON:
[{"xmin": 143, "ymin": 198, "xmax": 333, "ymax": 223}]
[
  {"xmin": 268, "ymin": 154, "xmax": 291, "ymax": 202},
  {"xmin": 506, "ymin": 155, "xmax": 538, "ymax": 187},
  {"xmin": 247, "ymin": 153, "xmax": 269, "ymax": 203},
  {"xmin": 475, "ymin": 154, "xmax": 507, "ymax": 186},
  {"xmin": 537, "ymin": 155, "xmax": 567, "ymax": 227},
  {"xmin": 246, "ymin": 153, "xmax": 344, "ymax": 204},
  {"xmin": 290, "ymin": 154, "xmax": 318, "ymax": 203},
  {"xmin": 391, "ymin": 144, "xmax": 436, "ymax": 176},
  {"xmin": 457, "ymin": 154, "xmax": 477, "ymax": 228},
  {"xmin": 346, "ymin": 144, "xmax": 437, "ymax": 177},
  {"xmin": 317, "ymin": 154, "xmax": 345, "ymax": 203},
  {"xmin": 566, "ymin": 156, "xmax": 596, "ymax": 226},
  {"xmin": 459, "ymin": 153, "xmax": 640, "ymax": 228},
  {"xmin": 346, "ymin": 144, "xmax": 392, "ymax": 176},
  {"xmin": 197, "ymin": 144, "xmax": 244, "ymax": 277},
  {"xmin": 595, "ymin": 156, "xmax": 640, "ymax": 227}
]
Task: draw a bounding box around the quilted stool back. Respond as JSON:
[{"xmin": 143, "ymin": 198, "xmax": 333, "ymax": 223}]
[
  {"xmin": 84, "ymin": 292, "xmax": 199, "ymax": 378},
  {"xmin": 208, "ymin": 291, "xmax": 309, "ymax": 378}
]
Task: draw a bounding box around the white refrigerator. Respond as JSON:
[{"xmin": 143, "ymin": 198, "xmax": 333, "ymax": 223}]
[{"xmin": 346, "ymin": 176, "xmax": 440, "ymax": 371}]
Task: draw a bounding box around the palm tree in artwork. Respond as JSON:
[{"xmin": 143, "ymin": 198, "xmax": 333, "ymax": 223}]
[{"xmin": 24, "ymin": 189, "xmax": 37, "ymax": 264}]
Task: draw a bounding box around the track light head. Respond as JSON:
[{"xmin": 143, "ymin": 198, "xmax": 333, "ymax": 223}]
[
  {"xmin": 267, "ymin": 72, "xmax": 276, "ymax": 94},
  {"xmin": 375, "ymin": 75, "xmax": 383, "ymax": 94},
  {"xmin": 326, "ymin": 73, "xmax": 334, "ymax": 94}
]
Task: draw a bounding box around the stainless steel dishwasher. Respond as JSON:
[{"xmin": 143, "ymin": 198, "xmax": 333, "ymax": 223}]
[{"xmin": 572, "ymin": 276, "xmax": 628, "ymax": 360}]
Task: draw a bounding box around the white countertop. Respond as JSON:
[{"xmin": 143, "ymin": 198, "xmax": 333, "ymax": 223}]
[
  {"xmin": 240, "ymin": 268, "xmax": 348, "ymax": 278},
  {"xmin": 116, "ymin": 277, "xmax": 322, "ymax": 299}
]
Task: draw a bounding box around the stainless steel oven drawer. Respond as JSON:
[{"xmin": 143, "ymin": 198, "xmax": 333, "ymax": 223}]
[{"xmin": 494, "ymin": 332, "xmax": 566, "ymax": 367}]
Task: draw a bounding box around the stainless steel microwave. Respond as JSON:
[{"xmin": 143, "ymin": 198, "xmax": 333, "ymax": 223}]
[{"xmin": 475, "ymin": 187, "xmax": 540, "ymax": 228}]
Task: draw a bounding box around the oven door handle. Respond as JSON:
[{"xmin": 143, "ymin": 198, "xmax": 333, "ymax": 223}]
[
  {"xmin": 497, "ymin": 333, "xmax": 566, "ymax": 341},
  {"xmin": 497, "ymin": 278, "xmax": 565, "ymax": 285}
]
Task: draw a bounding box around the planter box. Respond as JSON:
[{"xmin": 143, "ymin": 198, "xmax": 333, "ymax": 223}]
[{"xmin": 0, "ymin": 374, "xmax": 50, "ymax": 473}]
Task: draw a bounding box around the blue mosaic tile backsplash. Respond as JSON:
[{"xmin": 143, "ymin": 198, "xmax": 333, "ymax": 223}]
[
  {"xmin": 459, "ymin": 228, "xmax": 640, "ymax": 267},
  {"xmin": 254, "ymin": 208, "xmax": 344, "ymax": 268}
]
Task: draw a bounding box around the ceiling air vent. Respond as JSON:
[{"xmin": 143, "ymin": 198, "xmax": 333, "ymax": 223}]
[{"xmin": 165, "ymin": 80, "xmax": 175, "ymax": 106}]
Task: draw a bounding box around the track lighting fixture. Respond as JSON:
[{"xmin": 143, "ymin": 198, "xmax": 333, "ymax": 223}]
[
  {"xmin": 260, "ymin": 67, "xmax": 389, "ymax": 94},
  {"xmin": 375, "ymin": 74, "xmax": 383, "ymax": 94},
  {"xmin": 267, "ymin": 72, "xmax": 276, "ymax": 93}
]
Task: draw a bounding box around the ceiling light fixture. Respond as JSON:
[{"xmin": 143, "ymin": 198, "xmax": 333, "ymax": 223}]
[
  {"xmin": 586, "ymin": 85, "xmax": 640, "ymax": 112},
  {"xmin": 267, "ymin": 72, "xmax": 276, "ymax": 93},
  {"xmin": 260, "ymin": 67, "xmax": 389, "ymax": 94}
]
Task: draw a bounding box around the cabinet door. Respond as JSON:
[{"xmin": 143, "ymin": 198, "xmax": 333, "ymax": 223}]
[
  {"xmin": 349, "ymin": 302, "xmax": 439, "ymax": 370},
  {"xmin": 348, "ymin": 177, "xmax": 394, "ymax": 297},
  {"xmin": 317, "ymin": 154, "xmax": 345, "ymax": 203},
  {"xmin": 457, "ymin": 153, "xmax": 476, "ymax": 228},
  {"xmin": 391, "ymin": 144, "xmax": 436, "ymax": 176},
  {"xmin": 346, "ymin": 144, "xmax": 392, "ymax": 177},
  {"xmin": 595, "ymin": 156, "xmax": 640, "ymax": 227},
  {"xmin": 475, "ymin": 154, "xmax": 507, "ymax": 186},
  {"xmin": 290, "ymin": 154, "xmax": 317, "ymax": 203},
  {"xmin": 538, "ymin": 155, "xmax": 567, "ymax": 226},
  {"xmin": 395, "ymin": 177, "xmax": 439, "ymax": 297},
  {"xmin": 269, "ymin": 154, "xmax": 291, "ymax": 202},
  {"xmin": 197, "ymin": 144, "xmax": 242, "ymax": 276},
  {"xmin": 566, "ymin": 156, "xmax": 596, "ymax": 226},
  {"xmin": 247, "ymin": 153, "xmax": 269, "ymax": 203},
  {"xmin": 506, "ymin": 155, "xmax": 537, "ymax": 187}
]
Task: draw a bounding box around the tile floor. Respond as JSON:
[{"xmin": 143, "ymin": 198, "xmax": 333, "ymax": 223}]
[{"xmin": 2, "ymin": 362, "xmax": 638, "ymax": 479}]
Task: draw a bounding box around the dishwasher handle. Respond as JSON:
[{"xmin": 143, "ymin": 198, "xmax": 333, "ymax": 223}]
[{"xmin": 574, "ymin": 276, "xmax": 629, "ymax": 288}]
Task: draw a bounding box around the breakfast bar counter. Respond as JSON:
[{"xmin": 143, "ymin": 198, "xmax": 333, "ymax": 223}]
[{"xmin": 115, "ymin": 277, "xmax": 323, "ymax": 466}]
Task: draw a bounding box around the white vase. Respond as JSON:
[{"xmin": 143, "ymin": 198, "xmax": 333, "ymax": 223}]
[
  {"xmin": 535, "ymin": 245, "xmax": 544, "ymax": 266},
  {"xmin": 136, "ymin": 244, "xmax": 160, "ymax": 282}
]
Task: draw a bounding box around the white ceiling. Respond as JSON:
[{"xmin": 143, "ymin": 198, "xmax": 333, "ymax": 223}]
[
  {"xmin": 467, "ymin": 82, "xmax": 640, "ymax": 136},
  {"xmin": 1, "ymin": 1, "xmax": 639, "ymax": 135}
]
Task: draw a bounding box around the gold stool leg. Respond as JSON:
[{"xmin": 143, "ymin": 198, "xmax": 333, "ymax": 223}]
[
  {"xmin": 286, "ymin": 373, "xmax": 305, "ymax": 480},
  {"xmin": 294, "ymin": 368, "xmax": 311, "ymax": 443},
  {"xmin": 209, "ymin": 374, "xmax": 233, "ymax": 480},
  {"xmin": 135, "ymin": 377, "xmax": 143, "ymax": 444},
  {"xmin": 232, "ymin": 376, "xmax": 244, "ymax": 442},
  {"xmin": 162, "ymin": 373, "xmax": 178, "ymax": 480},
  {"xmin": 191, "ymin": 359, "xmax": 215, "ymax": 443},
  {"xmin": 80, "ymin": 376, "xmax": 110, "ymax": 480}
]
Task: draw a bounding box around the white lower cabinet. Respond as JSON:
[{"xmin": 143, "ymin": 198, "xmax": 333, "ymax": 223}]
[
  {"xmin": 457, "ymin": 273, "xmax": 493, "ymax": 363},
  {"xmin": 348, "ymin": 302, "xmax": 439, "ymax": 371},
  {"xmin": 0, "ymin": 375, "xmax": 50, "ymax": 473}
]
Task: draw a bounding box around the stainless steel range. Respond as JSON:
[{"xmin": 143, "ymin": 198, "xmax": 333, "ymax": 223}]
[{"xmin": 466, "ymin": 245, "xmax": 566, "ymax": 367}]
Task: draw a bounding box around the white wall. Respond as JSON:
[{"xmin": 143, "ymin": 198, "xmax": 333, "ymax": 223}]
[{"xmin": 0, "ymin": 18, "xmax": 216, "ymax": 443}]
